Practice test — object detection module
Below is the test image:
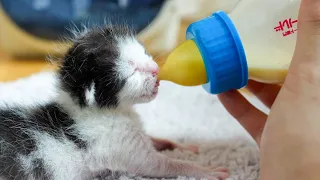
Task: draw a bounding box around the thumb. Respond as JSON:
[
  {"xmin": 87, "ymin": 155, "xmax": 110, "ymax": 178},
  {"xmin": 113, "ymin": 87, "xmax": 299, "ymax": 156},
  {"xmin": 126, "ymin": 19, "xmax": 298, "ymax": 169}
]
[
  {"xmin": 298, "ymin": 0, "xmax": 320, "ymax": 23},
  {"xmin": 285, "ymin": 0, "xmax": 320, "ymax": 93}
]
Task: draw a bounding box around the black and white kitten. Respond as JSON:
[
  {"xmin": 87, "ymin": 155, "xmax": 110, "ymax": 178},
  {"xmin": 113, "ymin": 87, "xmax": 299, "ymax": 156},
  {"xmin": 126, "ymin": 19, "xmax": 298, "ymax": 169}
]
[{"xmin": 0, "ymin": 25, "xmax": 229, "ymax": 180}]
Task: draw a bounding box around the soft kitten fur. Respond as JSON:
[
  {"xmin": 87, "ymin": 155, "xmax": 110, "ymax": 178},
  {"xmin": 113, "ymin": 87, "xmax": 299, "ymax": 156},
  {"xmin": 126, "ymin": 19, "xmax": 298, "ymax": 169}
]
[{"xmin": 0, "ymin": 25, "xmax": 228, "ymax": 180}]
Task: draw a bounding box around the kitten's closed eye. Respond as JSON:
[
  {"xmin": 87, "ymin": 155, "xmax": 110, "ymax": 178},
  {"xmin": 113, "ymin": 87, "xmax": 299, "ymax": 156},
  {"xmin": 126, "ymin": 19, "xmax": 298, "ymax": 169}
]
[{"xmin": 128, "ymin": 60, "xmax": 159, "ymax": 74}]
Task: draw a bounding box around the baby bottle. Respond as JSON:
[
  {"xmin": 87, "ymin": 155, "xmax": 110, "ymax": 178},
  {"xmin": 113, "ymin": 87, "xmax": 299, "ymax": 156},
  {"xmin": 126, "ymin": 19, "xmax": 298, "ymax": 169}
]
[{"xmin": 157, "ymin": 0, "xmax": 301, "ymax": 94}]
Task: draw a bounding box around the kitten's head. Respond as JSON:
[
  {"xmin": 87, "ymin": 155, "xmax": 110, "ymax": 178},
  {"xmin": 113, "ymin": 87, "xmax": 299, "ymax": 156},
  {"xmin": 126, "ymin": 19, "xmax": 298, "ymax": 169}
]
[{"xmin": 58, "ymin": 25, "xmax": 159, "ymax": 109}]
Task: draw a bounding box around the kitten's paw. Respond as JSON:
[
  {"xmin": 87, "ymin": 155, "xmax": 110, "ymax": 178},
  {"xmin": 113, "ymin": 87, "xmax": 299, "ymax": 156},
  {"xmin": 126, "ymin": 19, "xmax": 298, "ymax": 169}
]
[
  {"xmin": 193, "ymin": 166, "xmax": 229, "ymax": 180},
  {"xmin": 176, "ymin": 144, "xmax": 199, "ymax": 154},
  {"xmin": 209, "ymin": 166, "xmax": 229, "ymax": 173},
  {"xmin": 206, "ymin": 167, "xmax": 229, "ymax": 180}
]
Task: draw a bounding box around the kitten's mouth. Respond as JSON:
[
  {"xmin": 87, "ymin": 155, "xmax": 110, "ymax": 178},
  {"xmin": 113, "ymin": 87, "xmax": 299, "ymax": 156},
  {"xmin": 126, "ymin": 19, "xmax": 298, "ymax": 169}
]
[
  {"xmin": 150, "ymin": 80, "xmax": 160, "ymax": 96},
  {"xmin": 141, "ymin": 80, "xmax": 160, "ymax": 99},
  {"xmin": 155, "ymin": 80, "xmax": 160, "ymax": 87}
]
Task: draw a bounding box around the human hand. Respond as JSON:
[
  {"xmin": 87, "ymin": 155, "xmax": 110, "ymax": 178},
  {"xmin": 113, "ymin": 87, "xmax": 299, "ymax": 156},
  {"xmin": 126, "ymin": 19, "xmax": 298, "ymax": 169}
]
[
  {"xmin": 220, "ymin": 0, "xmax": 320, "ymax": 179},
  {"xmin": 217, "ymin": 80, "xmax": 281, "ymax": 145}
]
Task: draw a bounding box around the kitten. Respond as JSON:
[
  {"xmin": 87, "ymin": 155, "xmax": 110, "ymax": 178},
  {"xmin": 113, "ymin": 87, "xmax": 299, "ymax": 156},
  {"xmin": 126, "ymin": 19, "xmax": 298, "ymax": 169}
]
[{"xmin": 0, "ymin": 25, "xmax": 229, "ymax": 180}]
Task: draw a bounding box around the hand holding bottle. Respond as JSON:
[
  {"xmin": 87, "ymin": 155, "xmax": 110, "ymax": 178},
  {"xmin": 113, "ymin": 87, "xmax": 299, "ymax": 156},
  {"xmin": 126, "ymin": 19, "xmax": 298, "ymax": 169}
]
[
  {"xmin": 218, "ymin": 80, "xmax": 280, "ymax": 145},
  {"xmin": 219, "ymin": 0, "xmax": 320, "ymax": 179}
]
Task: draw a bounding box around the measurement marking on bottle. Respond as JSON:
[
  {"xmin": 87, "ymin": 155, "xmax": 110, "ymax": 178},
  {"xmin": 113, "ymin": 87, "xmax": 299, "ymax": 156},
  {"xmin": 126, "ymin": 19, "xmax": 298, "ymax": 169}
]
[{"xmin": 274, "ymin": 18, "xmax": 298, "ymax": 37}]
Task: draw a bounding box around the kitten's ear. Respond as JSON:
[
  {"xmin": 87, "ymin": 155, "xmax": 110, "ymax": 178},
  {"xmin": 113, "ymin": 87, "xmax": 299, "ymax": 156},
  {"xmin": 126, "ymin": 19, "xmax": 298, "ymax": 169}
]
[{"xmin": 58, "ymin": 43, "xmax": 97, "ymax": 107}]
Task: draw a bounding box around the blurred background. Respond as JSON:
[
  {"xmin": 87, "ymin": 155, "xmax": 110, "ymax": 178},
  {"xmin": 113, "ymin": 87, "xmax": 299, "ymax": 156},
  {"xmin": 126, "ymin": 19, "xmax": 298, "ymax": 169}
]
[{"xmin": 0, "ymin": 0, "xmax": 240, "ymax": 82}]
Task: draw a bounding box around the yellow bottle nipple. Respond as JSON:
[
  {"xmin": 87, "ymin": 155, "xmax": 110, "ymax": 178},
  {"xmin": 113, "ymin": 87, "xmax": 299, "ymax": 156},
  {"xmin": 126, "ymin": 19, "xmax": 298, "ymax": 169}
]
[{"xmin": 157, "ymin": 40, "xmax": 208, "ymax": 86}]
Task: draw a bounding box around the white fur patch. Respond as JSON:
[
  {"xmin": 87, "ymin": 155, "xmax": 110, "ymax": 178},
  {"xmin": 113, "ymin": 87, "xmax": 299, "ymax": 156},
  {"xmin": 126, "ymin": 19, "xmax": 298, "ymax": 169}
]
[
  {"xmin": 56, "ymin": 93, "xmax": 155, "ymax": 176},
  {"xmin": 32, "ymin": 132, "xmax": 86, "ymax": 180},
  {"xmin": 85, "ymin": 82, "xmax": 96, "ymax": 106},
  {"xmin": 18, "ymin": 153, "xmax": 39, "ymax": 179},
  {"xmin": 115, "ymin": 37, "xmax": 159, "ymax": 106}
]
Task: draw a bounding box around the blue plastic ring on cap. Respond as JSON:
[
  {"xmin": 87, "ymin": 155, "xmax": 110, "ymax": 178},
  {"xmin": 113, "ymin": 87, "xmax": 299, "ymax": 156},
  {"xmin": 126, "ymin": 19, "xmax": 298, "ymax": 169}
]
[{"xmin": 186, "ymin": 10, "xmax": 248, "ymax": 94}]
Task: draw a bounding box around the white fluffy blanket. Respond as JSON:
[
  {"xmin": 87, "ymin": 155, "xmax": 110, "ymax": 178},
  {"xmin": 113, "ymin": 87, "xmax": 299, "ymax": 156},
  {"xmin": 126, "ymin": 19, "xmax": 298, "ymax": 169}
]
[{"xmin": 0, "ymin": 71, "xmax": 267, "ymax": 180}]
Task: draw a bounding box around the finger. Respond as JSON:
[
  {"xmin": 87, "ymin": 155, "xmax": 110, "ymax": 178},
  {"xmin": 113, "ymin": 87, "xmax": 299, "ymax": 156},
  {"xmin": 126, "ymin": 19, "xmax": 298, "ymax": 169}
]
[
  {"xmin": 245, "ymin": 80, "xmax": 281, "ymax": 108},
  {"xmin": 291, "ymin": 0, "xmax": 320, "ymax": 66},
  {"xmin": 218, "ymin": 90, "xmax": 267, "ymax": 144},
  {"xmin": 283, "ymin": 0, "xmax": 320, "ymax": 95}
]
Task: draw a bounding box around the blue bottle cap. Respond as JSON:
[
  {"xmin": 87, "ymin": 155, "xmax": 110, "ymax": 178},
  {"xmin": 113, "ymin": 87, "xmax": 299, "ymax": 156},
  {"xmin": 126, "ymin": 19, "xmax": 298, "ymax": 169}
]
[{"xmin": 186, "ymin": 11, "xmax": 248, "ymax": 94}]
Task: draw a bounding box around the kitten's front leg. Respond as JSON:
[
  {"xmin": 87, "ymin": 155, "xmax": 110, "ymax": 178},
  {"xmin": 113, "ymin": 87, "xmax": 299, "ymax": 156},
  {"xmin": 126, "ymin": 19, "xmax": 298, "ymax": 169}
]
[
  {"xmin": 150, "ymin": 137, "xmax": 199, "ymax": 154},
  {"xmin": 129, "ymin": 152, "xmax": 229, "ymax": 180},
  {"xmin": 108, "ymin": 136, "xmax": 228, "ymax": 180}
]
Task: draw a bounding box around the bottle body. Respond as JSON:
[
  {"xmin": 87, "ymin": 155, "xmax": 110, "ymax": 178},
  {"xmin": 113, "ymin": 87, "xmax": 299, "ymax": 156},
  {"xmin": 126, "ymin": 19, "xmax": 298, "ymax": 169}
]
[
  {"xmin": 158, "ymin": 0, "xmax": 302, "ymax": 94},
  {"xmin": 231, "ymin": 0, "xmax": 301, "ymax": 83}
]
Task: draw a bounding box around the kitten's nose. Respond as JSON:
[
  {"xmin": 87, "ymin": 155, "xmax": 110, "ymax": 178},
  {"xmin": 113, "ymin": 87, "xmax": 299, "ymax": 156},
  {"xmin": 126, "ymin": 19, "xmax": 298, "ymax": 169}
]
[
  {"xmin": 152, "ymin": 68, "xmax": 159, "ymax": 76},
  {"xmin": 149, "ymin": 62, "xmax": 159, "ymax": 76}
]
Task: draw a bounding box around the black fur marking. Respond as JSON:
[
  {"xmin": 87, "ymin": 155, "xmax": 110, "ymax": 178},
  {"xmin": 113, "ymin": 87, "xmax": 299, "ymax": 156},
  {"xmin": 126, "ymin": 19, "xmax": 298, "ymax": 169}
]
[
  {"xmin": 32, "ymin": 159, "xmax": 50, "ymax": 180},
  {"xmin": 59, "ymin": 26, "xmax": 131, "ymax": 108},
  {"xmin": 0, "ymin": 155, "xmax": 26, "ymax": 180},
  {"xmin": 29, "ymin": 104, "xmax": 87, "ymax": 149},
  {"xmin": 0, "ymin": 110, "xmax": 36, "ymax": 155},
  {"xmin": 0, "ymin": 103, "xmax": 87, "ymax": 179},
  {"xmin": 0, "ymin": 110, "xmax": 35, "ymax": 180}
]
